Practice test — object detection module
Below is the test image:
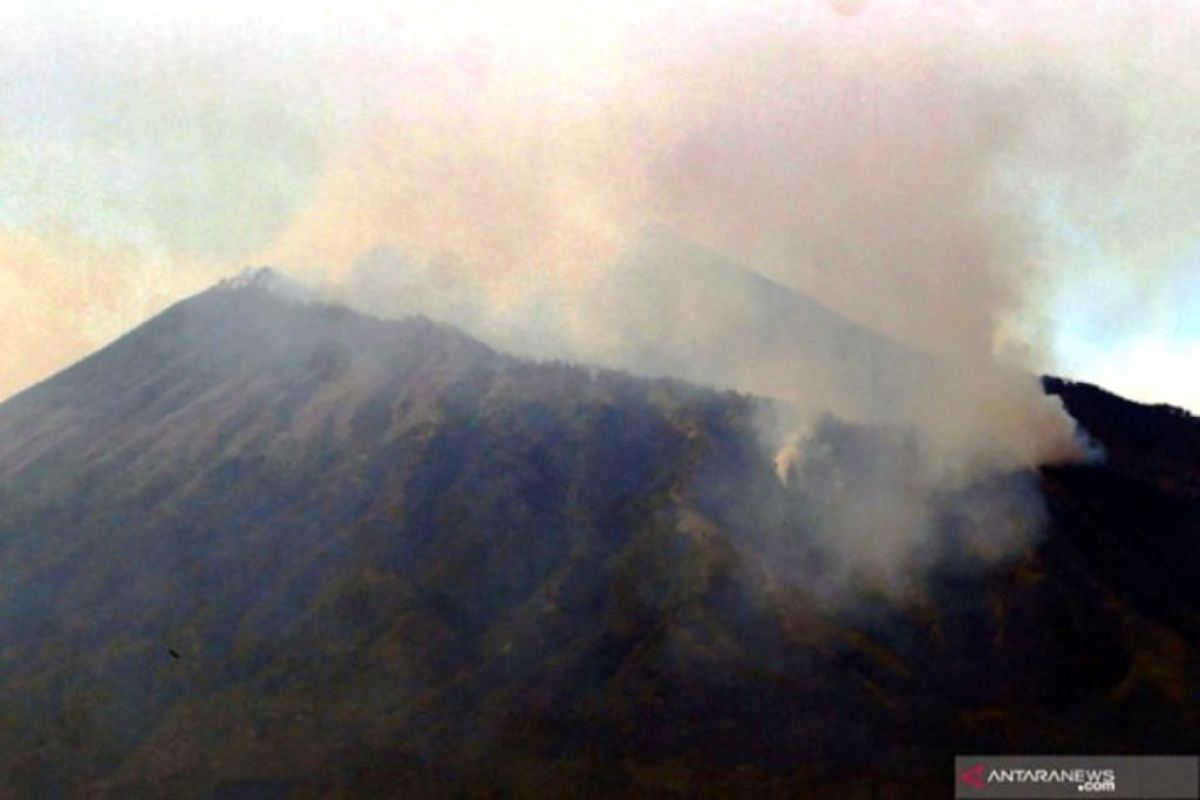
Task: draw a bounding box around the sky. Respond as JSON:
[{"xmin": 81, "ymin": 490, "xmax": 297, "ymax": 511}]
[{"xmin": 2, "ymin": 0, "xmax": 1200, "ymax": 412}]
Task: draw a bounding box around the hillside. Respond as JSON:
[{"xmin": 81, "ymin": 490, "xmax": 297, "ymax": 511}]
[{"xmin": 0, "ymin": 276, "xmax": 1195, "ymax": 797}]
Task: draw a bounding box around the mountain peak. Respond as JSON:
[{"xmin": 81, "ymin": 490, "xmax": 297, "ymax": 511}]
[{"xmin": 218, "ymin": 266, "xmax": 312, "ymax": 304}]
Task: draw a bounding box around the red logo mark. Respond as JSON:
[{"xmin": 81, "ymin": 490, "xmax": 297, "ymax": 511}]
[{"xmin": 960, "ymin": 763, "xmax": 986, "ymax": 789}]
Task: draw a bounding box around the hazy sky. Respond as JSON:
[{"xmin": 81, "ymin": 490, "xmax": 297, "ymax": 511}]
[{"xmin": 3, "ymin": 0, "xmax": 1200, "ymax": 411}]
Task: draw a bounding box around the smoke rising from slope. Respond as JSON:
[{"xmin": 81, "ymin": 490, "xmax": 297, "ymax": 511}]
[
  {"xmin": 267, "ymin": 3, "xmax": 1129, "ymax": 368},
  {"xmin": 8, "ymin": 0, "xmax": 1198, "ymax": 594},
  {"xmin": 6, "ymin": 3, "xmax": 1200, "ymax": 400},
  {"xmin": 287, "ymin": 2, "xmax": 1128, "ymax": 595},
  {"xmin": 303, "ymin": 5, "xmax": 1102, "ymax": 468}
]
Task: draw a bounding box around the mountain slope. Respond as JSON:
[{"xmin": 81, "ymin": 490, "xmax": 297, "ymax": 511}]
[
  {"xmin": 0, "ymin": 274, "xmax": 753, "ymax": 796},
  {"xmin": 343, "ymin": 229, "xmax": 940, "ymax": 420},
  {"xmin": 0, "ymin": 277, "xmax": 1195, "ymax": 797}
]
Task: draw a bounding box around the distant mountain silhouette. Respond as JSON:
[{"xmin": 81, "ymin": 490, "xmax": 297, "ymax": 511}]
[
  {"xmin": 0, "ymin": 275, "xmax": 1195, "ymax": 797},
  {"xmin": 343, "ymin": 228, "xmax": 941, "ymax": 419}
]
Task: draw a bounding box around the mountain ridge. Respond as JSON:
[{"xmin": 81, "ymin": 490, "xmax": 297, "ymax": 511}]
[
  {"xmin": 341, "ymin": 228, "xmax": 942, "ymax": 418},
  {"xmin": 0, "ymin": 274, "xmax": 1195, "ymax": 797}
]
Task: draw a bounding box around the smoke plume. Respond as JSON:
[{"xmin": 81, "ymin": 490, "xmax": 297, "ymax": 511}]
[
  {"xmin": 291, "ymin": 1, "xmax": 1124, "ymax": 595},
  {"xmin": 9, "ymin": 0, "xmax": 1200, "ymax": 594}
]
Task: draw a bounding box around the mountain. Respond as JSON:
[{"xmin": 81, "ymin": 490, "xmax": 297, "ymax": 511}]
[
  {"xmin": 0, "ymin": 273, "xmax": 1197, "ymax": 797},
  {"xmin": 341, "ymin": 229, "xmax": 940, "ymax": 419}
]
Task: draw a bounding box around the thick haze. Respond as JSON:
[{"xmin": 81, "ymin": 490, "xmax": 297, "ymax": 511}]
[{"xmin": 2, "ymin": 0, "xmax": 1199, "ymax": 414}]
